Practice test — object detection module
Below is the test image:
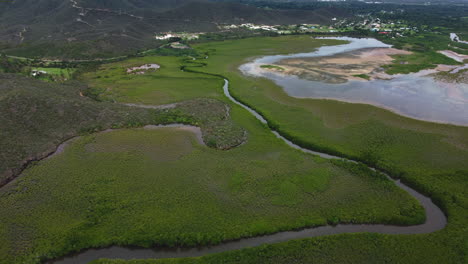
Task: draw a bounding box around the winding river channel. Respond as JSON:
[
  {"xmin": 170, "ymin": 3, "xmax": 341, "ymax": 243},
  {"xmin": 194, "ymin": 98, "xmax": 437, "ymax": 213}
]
[
  {"xmin": 240, "ymin": 37, "xmax": 468, "ymax": 126},
  {"xmin": 48, "ymin": 79, "xmax": 447, "ymax": 264}
]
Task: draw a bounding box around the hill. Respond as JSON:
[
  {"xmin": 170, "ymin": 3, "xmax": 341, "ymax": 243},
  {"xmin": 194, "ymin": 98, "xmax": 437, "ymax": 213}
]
[{"xmin": 0, "ymin": 0, "xmax": 349, "ymax": 59}]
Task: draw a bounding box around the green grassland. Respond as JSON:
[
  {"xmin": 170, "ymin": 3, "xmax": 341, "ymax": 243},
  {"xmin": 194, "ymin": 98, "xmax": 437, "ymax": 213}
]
[
  {"xmin": 170, "ymin": 35, "xmax": 468, "ymax": 263},
  {"xmin": 81, "ymin": 56, "xmax": 223, "ymax": 105},
  {"xmin": 433, "ymin": 69, "xmax": 468, "ymax": 83},
  {"xmin": 2, "ymin": 35, "xmax": 467, "ymax": 264},
  {"xmin": 91, "ymin": 231, "xmax": 464, "ymax": 264},
  {"xmin": 260, "ymin": 65, "xmax": 285, "ymax": 71},
  {"xmin": 0, "ymin": 36, "xmax": 431, "ymax": 264},
  {"xmin": 376, "ymin": 32, "xmax": 465, "ymax": 73},
  {"xmin": 379, "ymin": 32, "xmax": 464, "ymax": 53},
  {"xmin": 31, "ymin": 67, "xmax": 76, "ymax": 82},
  {"xmin": 0, "ymin": 91, "xmax": 422, "ymax": 263},
  {"xmin": 59, "ymin": 32, "xmax": 468, "ymax": 263},
  {"xmin": 352, "ymin": 73, "xmax": 371, "ymax": 80},
  {"xmin": 32, "ymin": 67, "xmax": 75, "ymax": 78},
  {"xmin": 0, "ymin": 74, "xmax": 244, "ymax": 187},
  {"xmin": 383, "ymin": 51, "xmax": 461, "ymax": 75}
]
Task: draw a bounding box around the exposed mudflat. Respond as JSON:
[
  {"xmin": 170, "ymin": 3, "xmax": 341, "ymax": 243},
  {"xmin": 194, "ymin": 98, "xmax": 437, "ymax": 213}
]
[
  {"xmin": 144, "ymin": 125, "xmax": 205, "ymax": 146},
  {"xmin": 240, "ymin": 37, "xmax": 468, "ymax": 126},
  {"xmin": 127, "ymin": 64, "xmax": 160, "ymax": 74},
  {"xmin": 267, "ymin": 48, "xmax": 411, "ymax": 83},
  {"xmin": 438, "ymin": 50, "xmax": 468, "ymax": 63},
  {"xmin": 125, "ymin": 102, "xmax": 178, "ymax": 110}
]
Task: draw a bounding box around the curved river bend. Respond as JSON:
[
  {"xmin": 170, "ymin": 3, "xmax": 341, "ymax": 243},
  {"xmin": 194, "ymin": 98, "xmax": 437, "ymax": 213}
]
[
  {"xmin": 240, "ymin": 37, "xmax": 468, "ymax": 126},
  {"xmin": 48, "ymin": 79, "xmax": 446, "ymax": 264}
]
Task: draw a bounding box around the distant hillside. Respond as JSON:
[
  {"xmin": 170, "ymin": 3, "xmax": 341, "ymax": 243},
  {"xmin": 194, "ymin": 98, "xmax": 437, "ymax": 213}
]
[{"xmin": 0, "ymin": 0, "xmax": 349, "ymax": 59}]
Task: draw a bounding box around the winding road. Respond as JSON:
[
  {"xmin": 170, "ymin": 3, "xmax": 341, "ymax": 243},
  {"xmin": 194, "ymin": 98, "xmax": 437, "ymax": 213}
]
[{"xmin": 48, "ymin": 79, "xmax": 447, "ymax": 264}]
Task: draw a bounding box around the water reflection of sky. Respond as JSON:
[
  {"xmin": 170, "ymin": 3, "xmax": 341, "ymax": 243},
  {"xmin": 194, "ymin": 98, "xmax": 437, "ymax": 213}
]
[{"xmin": 240, "ymin": 37, "xmax": 468, "ymax": 126}]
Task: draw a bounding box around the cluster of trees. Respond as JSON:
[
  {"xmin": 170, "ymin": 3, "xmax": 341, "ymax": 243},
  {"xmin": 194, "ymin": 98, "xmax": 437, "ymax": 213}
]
[
  {"xmin": 0, "ymin": 54, "xmax": 29, "ymax": 73},
  {"xmin": 0, "ymin": 54, "xmax": 103, "ymax": 82}
]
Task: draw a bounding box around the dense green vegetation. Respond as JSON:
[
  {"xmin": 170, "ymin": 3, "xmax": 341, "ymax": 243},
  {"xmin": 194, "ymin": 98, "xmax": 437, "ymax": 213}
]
[
  {"xmin": 0, "ymin": 36, "xmax": 435, "ymax": 264},
  {"xmin": 0, "ymin": 124, "xmax": 421, "ymax": 263},
  {"xmin": 0, "ymin": 54, "xmax": 106, "ymax": 81},
  {"xmin": 260, "ymin": 65, "xmax": 284, "ymax": 71},
  {"xmin": 375, "ymin": 33, "xmax": 464, "ymax": 74},
  {"xmin": 0, "ymin": 59, "xmax": 423, "ymax": 263},
  {"xmin": 0, "ymin": 73, "xmax": 244, "ymax": 187},
  {"xmin": 141, "ymin": 47, "xmax": 199, "ymax": 58},
  {"xmin": 81, "ymin": 56, "xmax": 224, "ymax": 105},
  {"xmin": 91, "ymin": 231, "xmax": 465, "ymax": 264},
  {"xmin": 434, "ymin": 69, "xmax": 468, "ymax": 83},
  {"xmin": 383, "ymin": 51, "xmax": 461, "ymax": 74},
  {"xmin": 174, "ymin": 35, "xmax": 467, "ymax": 263},
  {"xmin": 1, "ymin": 1, "xmax": 467, "ymax": 263},
  {"xmin": 31, "ymin": 67, "xmax": 76, "ymax": 82},
  {"xmin": 352, "ymin": 74, "xmax": 370, "ymax": 80},
  {"xmin": 55, "ymin": 34, "xmax": 468, "ymax": 264},
  {"xmin": 0, "ymin": 73, "xmax": 156, "ymax": 186}
]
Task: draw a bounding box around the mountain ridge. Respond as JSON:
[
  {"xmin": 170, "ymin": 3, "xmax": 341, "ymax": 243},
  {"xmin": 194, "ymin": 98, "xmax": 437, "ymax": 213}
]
[{"xmin": 0, "ymin": 0, "xmax": 349, "ymax": 59}]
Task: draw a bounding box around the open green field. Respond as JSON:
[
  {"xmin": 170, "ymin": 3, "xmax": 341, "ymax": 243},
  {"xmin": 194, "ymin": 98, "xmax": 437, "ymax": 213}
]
[
  {"xmin": 81, "ymin": 56, "xmax": 223, "ymax": 105},
  {"xmin": 1, "ymin": 35, "xmax": 467, "ymax": 264},
  {"xmin": 32, "ymin": 67, "xmax": 75, "ymax": 78}
]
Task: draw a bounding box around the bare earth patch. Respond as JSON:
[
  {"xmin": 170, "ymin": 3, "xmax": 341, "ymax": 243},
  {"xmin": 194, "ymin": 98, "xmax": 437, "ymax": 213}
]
[
  {"xmin": 438, "ymin": 50, "xmax": 468, "ymax": 63},
  {"xmin": 260, "ymin": 48, "xmax": 412, "ymax": 83},
  {"xmin": 127, "ymin": 64, "xmax": 160, "ymax": 75}
]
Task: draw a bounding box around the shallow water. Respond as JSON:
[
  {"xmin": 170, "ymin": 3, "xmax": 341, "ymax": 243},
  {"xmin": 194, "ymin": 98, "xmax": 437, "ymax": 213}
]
[
  {"xmin": 240, "ymin": 37, "xmax": 468, "ymax": 126},
  {"xmin": 48, "ymin": 80, "xmax": 447, "ymax": 264}
]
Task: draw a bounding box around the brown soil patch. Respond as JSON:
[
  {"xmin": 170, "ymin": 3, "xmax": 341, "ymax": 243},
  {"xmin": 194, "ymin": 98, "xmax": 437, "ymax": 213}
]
[{"xmin": 264, "ymin": 48, "xmax": 411, "ymax": 83}]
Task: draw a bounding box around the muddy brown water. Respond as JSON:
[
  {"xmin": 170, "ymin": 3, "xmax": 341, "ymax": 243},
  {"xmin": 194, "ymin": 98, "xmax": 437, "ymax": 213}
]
[{"xmin": 47, "ymin": 79, "xmax": 447, "ymax": 264}]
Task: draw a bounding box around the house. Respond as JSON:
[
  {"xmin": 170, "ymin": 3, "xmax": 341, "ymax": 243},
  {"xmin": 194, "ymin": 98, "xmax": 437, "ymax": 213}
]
[{"xmin": 31, "ymin": 70, "xmax": 47, "ymax": 77}]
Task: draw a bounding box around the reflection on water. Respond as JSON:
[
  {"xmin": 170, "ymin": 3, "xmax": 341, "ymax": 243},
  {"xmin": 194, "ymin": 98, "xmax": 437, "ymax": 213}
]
[{"xmin": 240, "ymin": 37, "xmax": 468, "ymax": 126}]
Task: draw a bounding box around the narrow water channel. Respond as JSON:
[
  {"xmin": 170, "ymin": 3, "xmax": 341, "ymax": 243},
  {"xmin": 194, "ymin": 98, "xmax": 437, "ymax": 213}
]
[{"xmin": 48, "ymin": 79, "xmax": 447, "ymax": 264}]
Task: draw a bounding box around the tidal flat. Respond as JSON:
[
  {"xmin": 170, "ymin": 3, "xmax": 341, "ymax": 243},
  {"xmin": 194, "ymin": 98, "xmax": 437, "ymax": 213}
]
[{"xmin": 240, "ymin": 37, "xmax": 468, "ymax": 126}]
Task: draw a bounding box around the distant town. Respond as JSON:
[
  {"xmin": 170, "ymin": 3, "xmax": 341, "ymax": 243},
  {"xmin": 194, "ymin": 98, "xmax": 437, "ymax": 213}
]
[{"xmin": 154, "ymin": 15, "xmax": 421, "ymax": 41}]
